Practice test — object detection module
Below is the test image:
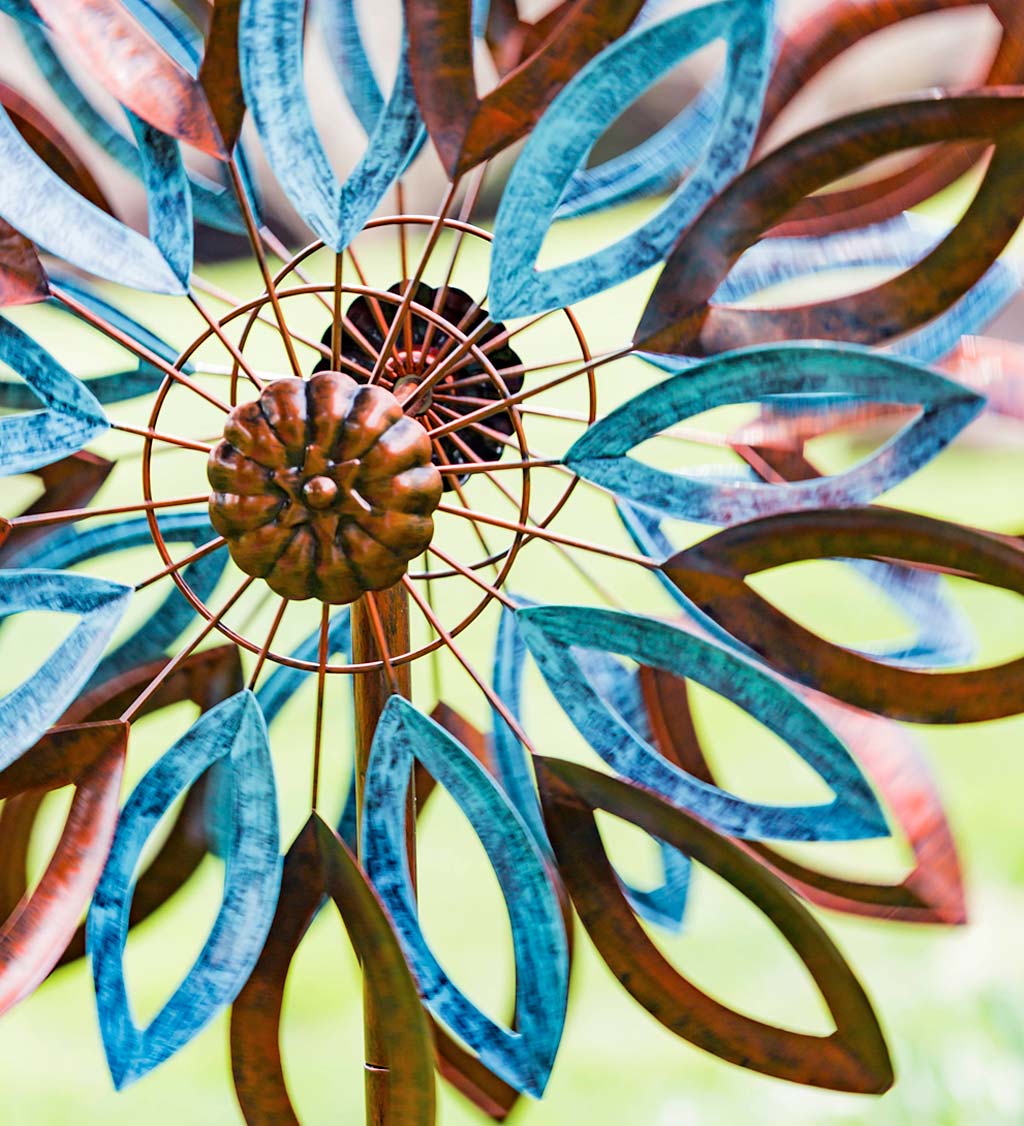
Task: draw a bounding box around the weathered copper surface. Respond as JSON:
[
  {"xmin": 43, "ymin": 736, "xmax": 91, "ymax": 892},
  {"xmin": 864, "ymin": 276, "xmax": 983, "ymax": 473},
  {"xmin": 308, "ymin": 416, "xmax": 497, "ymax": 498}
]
[
  {"xmin": 405, "ymin": 0, "xmax": 646, "ymax": 175},
  {"xmin": 536, "ymin": 756, "xmax": 894, "ymax": 1093},
  {"xmin": 758, "ymin": 0, "xmax": 1024, "ymax": 236},
  {"xmin": 209, "ymin": 373, "xmax": 442, "ymax": 602},
  {"xmin": 663, "ymin": 507, "xmax": 1024, "ymax": 722}
]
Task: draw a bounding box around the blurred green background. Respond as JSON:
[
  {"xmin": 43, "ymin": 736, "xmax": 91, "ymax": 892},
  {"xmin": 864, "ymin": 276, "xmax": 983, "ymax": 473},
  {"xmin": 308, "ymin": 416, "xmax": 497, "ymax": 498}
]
[{"xmin": 2, "ymin": 193, "xmax": 1024, "ymax": 1126}]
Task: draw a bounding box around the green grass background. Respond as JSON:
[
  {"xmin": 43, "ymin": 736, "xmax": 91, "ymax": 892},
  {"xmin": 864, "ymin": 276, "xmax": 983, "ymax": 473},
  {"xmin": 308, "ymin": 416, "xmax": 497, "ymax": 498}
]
[{"xmin": 2, "ymin": 198, "xmax": 1024, "ymax": 1124}]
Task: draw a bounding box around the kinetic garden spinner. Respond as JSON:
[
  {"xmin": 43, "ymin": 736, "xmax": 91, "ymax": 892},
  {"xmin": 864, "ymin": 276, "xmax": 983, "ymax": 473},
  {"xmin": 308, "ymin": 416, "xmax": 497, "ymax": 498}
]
[{"xmin": 0, "ymin": 0, "xmax": 1022, "ymax": 1121}]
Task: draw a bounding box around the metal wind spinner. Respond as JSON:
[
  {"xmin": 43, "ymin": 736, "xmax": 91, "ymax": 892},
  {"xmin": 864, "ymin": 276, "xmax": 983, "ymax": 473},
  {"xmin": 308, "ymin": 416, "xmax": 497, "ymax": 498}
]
[{"xmin": 0, "ymin": 0, "xmax": 1022, "ymax": 1121}]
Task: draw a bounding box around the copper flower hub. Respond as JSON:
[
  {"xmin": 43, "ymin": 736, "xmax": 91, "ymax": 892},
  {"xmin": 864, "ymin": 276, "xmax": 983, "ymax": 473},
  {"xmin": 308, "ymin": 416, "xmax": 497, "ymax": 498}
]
[
  {"xmin": 317, "ymin": 281, "xmax": 524, "ymax": 485},
  {"xmin": 208, "ymin": 372, "xmax": 442, "ymax": 604}
]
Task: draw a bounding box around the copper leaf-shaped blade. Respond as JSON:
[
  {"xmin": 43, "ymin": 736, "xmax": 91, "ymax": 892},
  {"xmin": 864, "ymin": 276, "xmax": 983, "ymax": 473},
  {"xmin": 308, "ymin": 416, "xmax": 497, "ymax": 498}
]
[
  {"xmin": 662, "ymin": 507, "xmax": 1024, "ymax": 723},
  {"xmin": 0, "ymin": 720, "xmax": 126, "ymax": 1012},
  {"xmin": 635, "ymin": 90, "xmax": 1024, "ymax": 356},
  {"xmin": 231, "ymin": 814, "xmax": 436, "ymax": 1125},
  {"xmin": 536, "ymin": 756, "xmax": 894, "ymax": 1093}
]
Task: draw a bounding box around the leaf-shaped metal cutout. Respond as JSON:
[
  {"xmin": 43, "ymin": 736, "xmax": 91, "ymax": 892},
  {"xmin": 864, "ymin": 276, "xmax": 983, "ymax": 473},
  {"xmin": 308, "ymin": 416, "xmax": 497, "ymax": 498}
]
[
  {"xmin": 362, "ymin": 696, "xmax": 569, "ymax": 1097},
  {"xmin": 756, "ymin": 0, "xmax": 1024, "ymax": 236},
  {"xmin": 241, "ymin": 0, "xmax": 424, "ymax": 251},
  {"xmin": 5, "ymin": 513, "xmax": 227, "ymax": 689},
  {"xmin": 617, "ymin": 494, "xmax": 977, "ymax": 672},
  {"xmin": 405, "ymin": 0, "xmax": 645, "ymax": 178},
  {"xmin": 490, "ymin": 0, "xmax": 774, "ymax": 317},
  {"xmin": 0, "ymin": 218, "xmax": 47, "ymax": 306},
  {"xmin": 88, "ymin": 689, "xmax": 281, "ymax": 1089},
  {"xmin": 517, "ymin": 604, "xmax": 886, "ymax": 841},
  {"xmin": 494, "ymin": 602, "xmax": 690, "ymax": 932},
  {"xmin": 14, "ymin": 19, "xmax": 251, "ymax": 234},
  {"xmin": 0, "ymin": 315, "xmax": 109, "ymax": 475},
  {"xmin": 662, "ymin": 506, "xmax": 1024, "ymax": 723},
  {"xmin": 0, "ymin": 78, "xmax": 113, "ymax": 213},
  {"xmin": 535, "ymin": 756, "xmax": 894, "ymax": 1093},
  {"xmin": 640, "ymin": 666, "xmax": 966, "ymax": 925},
  {"xmin": 639, "ymin": 214, "xmax": 1023, "ymax": 375},
  {"xmin": 0, "ymin": 647, "xmax": 246, "ymax": 973},
  {"xmin": 231, "ymin": 814, "xmax": 436, "ymax": 1126},
  {"xmin": 567, "ymin": 345, "xmax": 981, "ymax": 525},
  {"xmin": 29, "ymin": 0, "xmax": 227, "ymax": 158},
  {"xmin": 0, "ymin": 570, "xmax": 130, "ymax": 770},
  {"xmin": 0, "ymin": 720, "xmax": 126, "ymax": 1012},
  {"xmin": 635, "ymin": 90, "xmax": 1024, "ymax": 356},
  {"xmin": 0, "ymin": 93, "xmax": 190, "ymax": 293}
]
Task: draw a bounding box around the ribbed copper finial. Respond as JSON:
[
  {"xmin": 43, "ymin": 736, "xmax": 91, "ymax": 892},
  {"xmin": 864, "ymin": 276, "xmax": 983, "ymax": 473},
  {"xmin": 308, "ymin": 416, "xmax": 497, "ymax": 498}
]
[{"xmin": 208, "ymin": 371, "xmax": 442, "ymax": 603}]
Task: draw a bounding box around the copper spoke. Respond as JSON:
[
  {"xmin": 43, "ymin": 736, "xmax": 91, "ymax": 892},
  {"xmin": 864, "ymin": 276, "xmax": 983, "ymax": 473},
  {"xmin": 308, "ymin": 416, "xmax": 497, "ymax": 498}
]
[
  {"xmin": 247, "ymin": 597, "xmax": 290, "ymax": 691},
  {"xmin": 363, "ymin": 591, "xmax": 402, "ymax": 697},
  {"xmin": 427, "ymin": 346, "xmax": 632, "ymax": 440},
  {"xmin": 422, "ymin": 542, "xmax": 516, "ymax": 611},
  {"xmin": 436, "ymin": 502, "xmax": 661, "ymax": 571},
  {"xmin": 332, "ymin": 251, "xmax": 343, "ymax": 372},
  {"xmin": 188, "ymin": 292, "xmax": 265, "ymax": 391},
  {"xmin": 52, "ymin": 285, "xmax": 231, "ymax": 414},
  {"xmin": 134, "ymin": 536, "xmax": 226, "ymax": 591},
  {"xmin": 109, "ymin": 421, "xmax": 213, "ymax": 453},
  {"xmin": 5, "ymin": 493, "xmax": 210, "ymax": 531},
  {"xmin": 120, "ymin": 576, "xmax": 256, "ymax": 722},
  {"xmin": 435, "ymin": 456, "xmax": 562, "ymax": 475},
  {"xmin": 417, "ymin": 161, "xmax": 490, "ymax": 364},
  {"xmin": 403, "ymin": 575, "xmax": 534, "ymax": 754},
  {"xmin": 227, "ymin": 157, "xmax": 304, "ymax": 378},
  {"xmin": 369, "ymin": 179, "xmax": 461, "ymax": 382}
]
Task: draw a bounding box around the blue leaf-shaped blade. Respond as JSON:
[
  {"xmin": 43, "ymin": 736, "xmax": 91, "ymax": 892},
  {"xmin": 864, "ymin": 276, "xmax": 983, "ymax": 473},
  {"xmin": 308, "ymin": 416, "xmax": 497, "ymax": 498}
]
[
  {"xmin": 88, "ymin": 690, "xmax": 281, "ymax": 1089},
  {"xmin": 494, "ymin": 601, "xmax": 690, "ymax": 932},
  {"xmin": 517, "ymin": 605, "xmax": 887, "ymax": 842},
  {"xmin": 0, "ymin": 315, "xmax": 108, "ymax": 474},
  {"xmin": 489, "ymin": 0, "xmax": 774, "ymax": 318},
  {"xmin": 241, "ymin": 0, "xmax": 424, "ymax": 251},
  {"xmin": 362, "ymin": 696, "xmax": 569, "ymax": 1097},
  {"xmin": 0, "ymin": 570, "xmax": 131, "ymax": 769},
  {"xmin": 2, "ymin": 513, "xmax": 227, "ymax": 687},
  {"xmin": 616, "ymin": 499, "xmax": 977, "ymax": 672},
  {"xmin": 566, "ymin": 344, "xmax": 982, "ymax": 525},
  {"xmin": 0, "ymin": 102, "xmax": 186, "ymax": 293}
]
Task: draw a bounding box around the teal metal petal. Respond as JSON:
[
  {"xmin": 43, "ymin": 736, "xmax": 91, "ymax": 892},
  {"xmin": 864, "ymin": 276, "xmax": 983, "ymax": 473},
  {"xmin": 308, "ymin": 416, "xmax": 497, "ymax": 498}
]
[
  {"xmin": 241, "ymin": 0, "xmax": 424, "ymax": 251},
  {"xmin": 489, "ymin": 0, "xmax": 774, "ymax": 317},
  {"xmin": 0, "ymin": 569, "xmax": 131, "ymax": 769},
  {"xmin": 88, "ymin": 690, "xmax": 281, "ymax": 1089},
  {"xmin": 566, "ymin": 344, "xmax": 982, "ymax": 525},
  {"xmin": 0, "ymin": 315, "xmax": 108, "ymax": 474},
  {"xmin": 362, "ymin": 696, "xmax": 569, "ymax": 1097},
  {"xmin": 517, "ymin": 604, "xmax": 887, "ymax": 842}
]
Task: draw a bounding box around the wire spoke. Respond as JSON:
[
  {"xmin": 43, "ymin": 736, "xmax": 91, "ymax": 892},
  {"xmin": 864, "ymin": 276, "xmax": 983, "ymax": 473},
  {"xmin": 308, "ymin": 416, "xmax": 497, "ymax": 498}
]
[
  {"xmin": 52, "ymin": 285, "xmax": 231, "ymax": 414},
  {"xmin": 248, "ymin": 597, "xmax": 290, "ymax": 691},
  {"xmin": 109, "ymin": 421, "xmax": 213, "ymax": 453},
  {"xmin": 436, "ymin": 501, "xmax": 661, "ymax": 571},
  {"xmin": 402, "ymin": 575, "xmax": 534, "ymax": 753},
  {"xmin": 120, "ymin": 576, "xmax": 256, "ymax": 723},
  {"xmin": 134, "ymin": 536, "xmax": 226, "ymax": 591},
  {"xmin": 227, "ymin": 158, "xmax": 304, "ymax": 378},
  {"xmin": 5, "ymin": 493, "xmax": 210, "ymax": 531}
]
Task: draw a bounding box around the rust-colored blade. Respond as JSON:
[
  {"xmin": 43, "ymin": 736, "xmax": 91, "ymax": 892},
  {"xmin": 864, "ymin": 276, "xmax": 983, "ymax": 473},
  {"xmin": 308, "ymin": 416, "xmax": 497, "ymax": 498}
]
[
  {"xmin": 0, "ymin": 720, "xmax": 127, "ymax": 1013},
  {"xmin": 0, "ymin": 218, "xmax": 47, "ymax": 307},
  {"xmin": 405, "ymin": 0, "xmax": 644, "ymax": 176},
  {"xmin": 536, "ymin": 756, "xmax": 894, "ymax": 1093}
]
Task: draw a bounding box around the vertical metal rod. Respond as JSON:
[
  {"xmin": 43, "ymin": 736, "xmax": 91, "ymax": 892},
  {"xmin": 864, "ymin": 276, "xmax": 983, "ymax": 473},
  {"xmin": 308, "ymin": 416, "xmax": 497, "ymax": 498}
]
[{"xmin": 351, "ymin": 584, "xmax": 415, "ymax": 1125}]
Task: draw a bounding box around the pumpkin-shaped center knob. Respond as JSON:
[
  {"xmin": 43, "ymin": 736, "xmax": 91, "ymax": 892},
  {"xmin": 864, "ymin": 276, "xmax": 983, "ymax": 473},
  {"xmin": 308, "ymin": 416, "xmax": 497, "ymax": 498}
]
[{"xmin": 207, "ymin": 371, "xmax": 442, "ymax": 604}]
